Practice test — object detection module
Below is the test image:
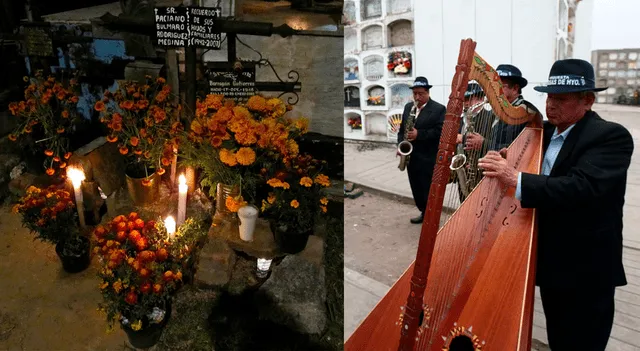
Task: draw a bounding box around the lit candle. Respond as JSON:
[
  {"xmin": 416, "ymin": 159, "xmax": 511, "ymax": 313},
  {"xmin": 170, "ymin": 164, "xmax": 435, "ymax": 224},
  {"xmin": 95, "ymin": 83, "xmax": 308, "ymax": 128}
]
[
  {"xmin": 67, "ymin": 167, "xmax": 86, "ymax": 228},
  {"xmin": 256, "ymin": 258, "xmax": 273, "ymax": 278},
  {"xmin": 164, "ymin": 216, "xmax": 176, "ymax": 240},
  {"xmin": 170, "ymin": 147, "xmax": 178, "ymax": 186},
  {"xmin": 177, "ymin": 174, "xmax": 188, "ymax": 226}
]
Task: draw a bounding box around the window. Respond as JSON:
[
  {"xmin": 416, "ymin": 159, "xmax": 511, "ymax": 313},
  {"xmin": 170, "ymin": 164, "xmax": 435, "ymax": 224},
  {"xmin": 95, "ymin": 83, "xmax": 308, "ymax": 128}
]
[
  {"xmin": 620, "ymin": 53, "xmax": 627, "ymax": 60},
  {"xmin": 608, "ymin": 62, "xmax": 616, "ymax": 68},
  {"xmin": 609, "ymin": 53, "xmax": 618, "ymax": 60},
  {"xmin": 629, "ymin": 62, "xmax": 637, "ymax": 69},
  {"xmin": 608, "ymin": 71, "xmax": 616, "ymax": 77},
  {"xmin": 628, "ymin": 70, "xmax": 637, "ymax": 78},
  {"xmin": 598, "ymin": 70, "xmax": 607, "ymax": 77},
  {"xmin": 630, "ymin": 52, "xmax": 638, "ymax": 60},
  {"xmin": 607, "ymin": 87, "xmax": 617, "ymax": 95},
  {"xmin": 599, "ymin": 62, "xmax": 607, "ymax": 69}
]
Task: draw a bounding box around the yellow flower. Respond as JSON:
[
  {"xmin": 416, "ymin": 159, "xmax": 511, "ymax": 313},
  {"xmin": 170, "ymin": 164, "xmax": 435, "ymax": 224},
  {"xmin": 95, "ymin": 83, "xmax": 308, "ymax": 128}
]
[
  {"xmin": 290, "ymin": 199, "xmax": 299, "ymax": 208},
  {"xmin": 294, "ymin": 118, "xmax": 309, "ymax": 133},
  {"xmin": 205, "ymin": 94, "xmax": 224, "ymax": 109},
  {"xmin": 320, "ymin": 205, "xmax": 327, "ymax": 213},
  {"xmin": 233, "ymin": 106, "xmax": 252, "ymax": 121},
  {"xmin": 267, "ymin": 98, "xmax": 286, "ymax": 117},
  {"xmin": 219, "ymin": 149, "xmax": 238, "ymax": 166},
  {"xmin": 100, "ymin": 281, "xmax": 109, "ymax": 290},
  {"xmin": 314, "ymin": 174, "xmax": 331, "ymax": 187},
  {"xmin": 131, "ymin": 320, "xmax": 143, "ymax": 331},
  {"xmin": 287, "ymin": 140, "xmax": 299, "ymax": 157},
  {"xmin": 261, "ymin": 199, "xmax": 269, "ymax": 212},
  {"xmin": 236, "ymin": 147, "xmax": 256, "ymax": 166},
  {"xmin": 268, "ymin": 193, "xmax": 276, "ymax": 204},
  {"xmin": 113, "ymin": 279, "xmax": 123, "ymax": 293},
  {"xmin": 320, "ymin": 197, "xmax": 328, "ymax": 205},
  {"xmin": 300, "ymin": 177, "xmax": 313, "ymax": 187},
  {"xmin": 225, "ymin": 196, "xmax": 247, "ymax": 213}
]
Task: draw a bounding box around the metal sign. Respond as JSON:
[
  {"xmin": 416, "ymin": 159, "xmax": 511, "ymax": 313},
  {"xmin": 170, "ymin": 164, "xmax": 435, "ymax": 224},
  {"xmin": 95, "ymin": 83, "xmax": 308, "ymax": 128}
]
[
  {"xmin": 154, "ymin": 6, "xmax": 221, "ymax": 49},
  {"xmin": 23, "ymin": 25, "xmax": 54, "ymax": 57},
  {"xmin": 206, "ymin": 62, "xmax": 257, "ymax": 101}
]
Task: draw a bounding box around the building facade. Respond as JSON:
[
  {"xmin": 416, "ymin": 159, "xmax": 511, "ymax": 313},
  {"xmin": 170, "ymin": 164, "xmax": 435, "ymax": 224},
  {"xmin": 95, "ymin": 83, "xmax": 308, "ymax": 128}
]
[
  {"xmin": 591, "ymin": 48, "xmax": 640, "ymax": 104},
  {"xmin": 343, "ymin": 0, "xmax": 415, "ymax": 141}
]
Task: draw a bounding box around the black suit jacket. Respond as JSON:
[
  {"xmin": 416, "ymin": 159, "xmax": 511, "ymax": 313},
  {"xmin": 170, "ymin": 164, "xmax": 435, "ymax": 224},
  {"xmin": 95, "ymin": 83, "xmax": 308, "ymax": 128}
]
[
  {"xmin": 520, "ymin": 111, "xmax": 634, "ymax": 289},
  {"xmin": 397, "ymin": 99, "xmax": 446, "ymax": 166}
]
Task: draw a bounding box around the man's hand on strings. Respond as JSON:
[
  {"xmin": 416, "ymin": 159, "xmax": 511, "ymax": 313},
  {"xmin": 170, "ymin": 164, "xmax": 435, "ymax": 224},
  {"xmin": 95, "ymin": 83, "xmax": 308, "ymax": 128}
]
[
  {"xmin": 478, "ymin": 150, "xmax": 518, "ymax": 188},
  {"xmin": 407, "ymin": 128, "xmax": 418, "ymax": 141},
  {"xmin": 464, "ymin": 132, "xmax": 484, "ymax": 150}
]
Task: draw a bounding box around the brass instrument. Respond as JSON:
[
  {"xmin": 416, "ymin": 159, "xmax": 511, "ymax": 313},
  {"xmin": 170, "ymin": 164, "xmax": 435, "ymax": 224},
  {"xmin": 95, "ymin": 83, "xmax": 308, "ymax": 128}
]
[
  {"xmin": 398, "ymin": 102, "xmax": 418, "ymax": 171},
  {"xmin": 450, "ymin": 98, "xmax": 487, "ymax": 198}
]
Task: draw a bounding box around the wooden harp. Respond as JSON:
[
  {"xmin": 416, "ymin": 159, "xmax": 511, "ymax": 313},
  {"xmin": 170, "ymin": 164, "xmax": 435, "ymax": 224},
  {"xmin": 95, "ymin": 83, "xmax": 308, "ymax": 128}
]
[{"xmin": 345, "ymin": 39, "xmax": 544, "ymax": 351}]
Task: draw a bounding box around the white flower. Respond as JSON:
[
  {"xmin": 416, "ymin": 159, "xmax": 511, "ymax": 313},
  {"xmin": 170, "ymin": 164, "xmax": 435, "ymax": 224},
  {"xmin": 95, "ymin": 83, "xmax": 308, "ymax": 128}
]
[{"xmin": 147, "ymin": 307, "xmax": 166, "ymax": 324}]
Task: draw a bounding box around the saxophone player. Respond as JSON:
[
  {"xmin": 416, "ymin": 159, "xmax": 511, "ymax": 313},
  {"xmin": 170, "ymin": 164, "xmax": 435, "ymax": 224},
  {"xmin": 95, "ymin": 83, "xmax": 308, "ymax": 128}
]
[
  {"xmin": 397, "ymin": 77, "xmax": 446, "ymax": 224},
  {"xmin": 454, "ymin": 82, "xmax": 496, "ymax": 202}
]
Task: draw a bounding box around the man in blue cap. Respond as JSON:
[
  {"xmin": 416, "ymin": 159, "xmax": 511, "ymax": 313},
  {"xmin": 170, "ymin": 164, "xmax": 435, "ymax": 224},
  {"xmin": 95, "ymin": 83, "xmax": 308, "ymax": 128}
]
[
  {"xmin": 464, "ymin": 64, "xmax": 541, "ymax": 152},
  {"xmin": 397, "ymin": 76, "xmax": 446, "ymax": 224},
  {"xmin": 478, "ymin": 59, "xmax": 634, "ymax": 350}
]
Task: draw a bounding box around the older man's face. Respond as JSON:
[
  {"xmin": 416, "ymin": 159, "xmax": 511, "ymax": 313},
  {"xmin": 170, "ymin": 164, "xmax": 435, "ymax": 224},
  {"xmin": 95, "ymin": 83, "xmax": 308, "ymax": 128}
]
[
  {"xmin": 413, "ymin": 87, "xmax": 429, "ymax": 106},
  {"xmin": 546, "ymin": 92, "xmax": 595, "ymax": 132}
]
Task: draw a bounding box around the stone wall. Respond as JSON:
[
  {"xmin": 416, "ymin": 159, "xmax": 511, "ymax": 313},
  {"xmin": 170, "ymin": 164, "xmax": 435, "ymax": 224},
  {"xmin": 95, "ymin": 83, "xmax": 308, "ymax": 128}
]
[{"xmin": 234, "ymin": 34, "xmax": 344, "ymax": 138}]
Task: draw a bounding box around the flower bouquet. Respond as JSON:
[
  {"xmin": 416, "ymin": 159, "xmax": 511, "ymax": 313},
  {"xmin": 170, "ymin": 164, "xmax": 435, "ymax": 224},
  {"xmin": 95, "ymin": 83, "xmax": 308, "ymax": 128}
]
[
  {"xmin": 7, "ymin": 71, "xmax": 83, "ymax": 177},
  {"xmin": 347, "ymin": 116, "xmax": 362, "ymax": 130},
  {"xmin": 260, "ymin": 153, "xmax": 331, "ymax": 254},
  {"xmin": 93, "ymin": 212, "xmax": 204, "ymax": 348},
  {"xmin": 180, "ymin": 94, "xmax": 310, "ymax": 219},
  {"xmin": 12, "ymin": 185, "xmax": 91, "ymax": 273},
  {"xmin": 387, "ymin": 51, "xmax": 412, "ymax": 76},
  {"xmin": 95, "ymin": 76, "xmax": 184, "ymax": 203}
]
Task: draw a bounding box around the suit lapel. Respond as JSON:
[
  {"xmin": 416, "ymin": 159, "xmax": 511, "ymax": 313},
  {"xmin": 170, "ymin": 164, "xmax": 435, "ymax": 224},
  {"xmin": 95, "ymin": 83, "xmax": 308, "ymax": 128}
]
[
  {"xmin": 415, "ymin": 100, "xmax": 432, "ymax": 127},
  {"xmin": 549, "ymin": 112, "xmax": 592, "ymax": 176}
]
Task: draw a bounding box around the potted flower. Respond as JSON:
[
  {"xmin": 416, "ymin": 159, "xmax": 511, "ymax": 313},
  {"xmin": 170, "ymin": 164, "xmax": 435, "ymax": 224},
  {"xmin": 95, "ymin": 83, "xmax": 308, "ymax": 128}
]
[
  {"xmin": 12, "ymin": 185, "xmax": 91, "ymax": 273},
  {"xmin": 93, "ymin": 212, "xmax": 203, "ymax": 348},
  {"xmin": 347, "ymin": 116, "xmax": 362, "ymax": 130},
  {"xmin": 180, "ymin": 94, "xmax": 309, "ymax": 222},
  {"xmin": 6, "ymin": 71, "xmax": 83, "ymax": 177},
  {"xmin": 260, "ymin": 153, "xmax": 331, "ymax": 254},
  {"xmin": 95, "ymin": 76, "xmax": 184, "ymax": 205}
]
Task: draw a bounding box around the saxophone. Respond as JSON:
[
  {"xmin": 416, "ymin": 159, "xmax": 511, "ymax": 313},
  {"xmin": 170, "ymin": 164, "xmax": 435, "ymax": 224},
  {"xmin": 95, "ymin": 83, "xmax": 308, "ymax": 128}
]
[
  {"xmin": 450, "ymin": 99, "xmax": 487, "ymax": 198},
  {"xmin": 398, "ymin": 102, "xmax": 418, "ymax": 171}
]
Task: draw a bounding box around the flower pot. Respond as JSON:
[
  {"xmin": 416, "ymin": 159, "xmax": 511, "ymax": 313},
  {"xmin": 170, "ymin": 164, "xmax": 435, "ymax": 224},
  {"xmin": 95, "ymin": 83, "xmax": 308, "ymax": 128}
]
[
  {"xmin": 125, "ymin": 171, "xmax": 160, "ymax": 206},
  {"xmin": 121, "ymin": 301, "xmax": 172, "ymax": 349},
  {"xmin": 213, "ymin": 183, "xmax": 239, "ymax": 223},
  {"xmin": 55, "ymin": 236, "xmax": 91, "ymax": 273},
  {"xmin": 269, "ymin": 221, "xmax": 312, "ymax": 254}
]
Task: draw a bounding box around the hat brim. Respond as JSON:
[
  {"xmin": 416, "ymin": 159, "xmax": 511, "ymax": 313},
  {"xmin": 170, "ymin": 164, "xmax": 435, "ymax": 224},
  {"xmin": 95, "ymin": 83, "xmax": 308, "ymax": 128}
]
[
  {"xmin": 500, "ymin": 76, "xmax": 528, "ymax": 88},
  {"xmin": 533, "ymin": 85, "xmax": 608, "ymax": 93},
  {"xmin": 411, "ymin": 85, "xmax": 433, "ymax": 90}
]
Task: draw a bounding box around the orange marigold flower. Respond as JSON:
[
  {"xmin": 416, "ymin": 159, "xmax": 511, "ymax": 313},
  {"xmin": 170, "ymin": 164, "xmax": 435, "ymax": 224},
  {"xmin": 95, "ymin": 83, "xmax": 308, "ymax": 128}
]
[
  {"xmin": 290, "ymin": 199, "xmax": 299, "ymax": 208},
  {"xmin": 320, "ymin": 197, "xmax": 328, "ymax": 205},
  {"xmin": 53, "ymin": 156, "xmax": 60, "ymax": 162},
  {"xmin": 94, "ymin": 101, "xmax": 105, "ymax": 111},
  {"xmin": 136, "ymin": 99, "xmax": 149, "ymax": 110},
  {"xmin": 133, "ymin": 149, "xmax": 142, "ymax": 155},
  {"xmin": 130, "ymin": 137, "xmax": 139, "ymax": 147},
  {"xmin": 219, "ymin": 149, "xmax": 237, "ymax": 167},
  {"xmin": 8, "ymin": 134, "xmax": 17, "ymax": 141},
  {"xmin": 141, "ymin": 178, "xmax": 152, "ymax": 187},
  {"xmin": 320, "ymin": 205, "xmax": 327, "ymax": 213},
  {"xmin": 69, "ymin": 96, "xmax": 79, "ymax": 103},
  {"xmin": 300, "ymin": 177, "xmax": 313, "ymax": 187},
  {"xmin": 24, "ymin": 126, "xmax": 32, "ymax": 133},
  {"xmin": 111, "ymin": 123, "xmax": 123, "ymax": 132},
  {"xmin": 64, "ymin": 152, "xmax": 72, "ymax": 159},
  {"xmin": 143, "ymin": 151, "xmax": 151, "ymax": 159},
  {"xmin": 161, "ymin": 158, "xmax": 171, "ymax": 166},
  {"xmin": 204, "ymin": 94, "xmax": 223, "ymax": 110},
  {"xmin": 106, "ymin": 135, "xmax": 118, "ymax": 143},
  {"xmin": 119, "ymin": 147, "xmax": 129, "ymax": 155},
  {"xmin": 56, "ymin": 127, "xmax": 65, "ymax": 134},
  {"xmin": 246, "ymin": 95, "xmax": 267, "ymax": 112},
  {"xmin": 59, "ymin": 162, "xmax": 67, "ymax": 169},
  {"xmin": 46, "ymin": 168, "xmax": 55, "ymax": 176},
  {"xmin": 157, "ymin": 77, "xmax": 166, "ymax": 84},
  {"xmin": 190, "ymin": 120, "xmax": 204, "ymax": 135},
  {"xmin": 139, "ymin": 128, "xmax": 147, "ymax": 137},
  {"xmin": 61, "ymin": 110, "xmax": 70, "ymax": 118},
  {"xmin": 157, "ymin": 168, "xmax": 166, "ymax": 175},
  {"xmin": 44, "ymin": 150, "xmax": 54, "ymax": 156},
  {"xmin": 235, "ymin": 147, "xmax": 256, "ymax": 166},
  {"xmin": 225, "ymin": 196, "xmax": 247, "ymax": 213},
  {"xmin": 314, "ymin": 174, "xmax": 331, "ymax": 187},
  {"xmin": 121, "ymin": 100, "xmax": 134, "ymax": 110}
]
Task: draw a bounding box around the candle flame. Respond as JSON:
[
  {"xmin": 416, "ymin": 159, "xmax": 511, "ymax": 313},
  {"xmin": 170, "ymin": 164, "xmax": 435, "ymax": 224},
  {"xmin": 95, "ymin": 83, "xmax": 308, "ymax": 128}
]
[
  {"xmin": 67, "ymin": 167, "xmax": 85, "ymax": 188},
  {"xmin": 164, "ymin": 216, "xmax": 176, "ymax": 234},
  {"xmin": 179, "ymin": 174, "xmax": 186, "ymax": 185}
]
